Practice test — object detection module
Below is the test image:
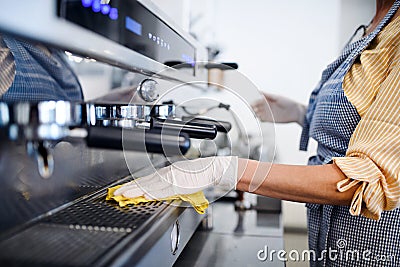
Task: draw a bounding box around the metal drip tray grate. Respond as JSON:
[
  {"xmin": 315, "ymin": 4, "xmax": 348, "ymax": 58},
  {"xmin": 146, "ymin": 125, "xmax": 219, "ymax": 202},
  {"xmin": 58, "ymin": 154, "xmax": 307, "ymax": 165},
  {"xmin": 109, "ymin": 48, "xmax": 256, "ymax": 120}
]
[
  {"xmin": 44, "ymin": 196, "xmax": 164, "ymax": 229},
  {"xmin": 0, "ymin": 223, "xmax": 126, "ymax": 267},
  {"xmin": 0, "ymin": 194, "xmax": 167, "ymax": 266}
]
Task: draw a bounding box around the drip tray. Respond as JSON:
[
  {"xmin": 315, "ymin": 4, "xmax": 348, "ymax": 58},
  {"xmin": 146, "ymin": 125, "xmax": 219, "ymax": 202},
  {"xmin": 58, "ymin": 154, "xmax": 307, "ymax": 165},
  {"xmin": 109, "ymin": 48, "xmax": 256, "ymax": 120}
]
[
  {"xmin": 0, "ymin": 223, "xmax": 126, "ymax": 267},
  {"xmin": 0, "ymin": 195, "xmax": 166, "ymax": 267}
]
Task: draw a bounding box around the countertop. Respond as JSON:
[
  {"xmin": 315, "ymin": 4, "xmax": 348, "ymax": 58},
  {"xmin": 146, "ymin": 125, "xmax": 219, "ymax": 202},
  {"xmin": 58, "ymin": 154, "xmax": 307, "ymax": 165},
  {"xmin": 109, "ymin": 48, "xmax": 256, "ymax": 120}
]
[{"xmin": 175, "ymin": 195, "xmax": 285, "ymax": 267}]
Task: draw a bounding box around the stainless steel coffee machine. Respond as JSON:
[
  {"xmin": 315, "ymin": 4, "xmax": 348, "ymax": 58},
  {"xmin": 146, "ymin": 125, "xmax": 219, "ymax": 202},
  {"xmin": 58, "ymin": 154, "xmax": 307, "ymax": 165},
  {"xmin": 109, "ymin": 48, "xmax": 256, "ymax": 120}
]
[{"xmin": 0, "ymin": 1, "xmax": 237, "ymax": 266}]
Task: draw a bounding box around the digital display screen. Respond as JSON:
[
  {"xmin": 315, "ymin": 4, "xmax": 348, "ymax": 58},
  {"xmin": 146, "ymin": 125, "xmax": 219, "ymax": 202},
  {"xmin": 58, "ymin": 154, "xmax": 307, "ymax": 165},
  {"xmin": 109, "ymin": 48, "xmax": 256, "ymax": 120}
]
[{"xmin": 58, "ymin": 0, "xmax": 196, "ymax": 74}]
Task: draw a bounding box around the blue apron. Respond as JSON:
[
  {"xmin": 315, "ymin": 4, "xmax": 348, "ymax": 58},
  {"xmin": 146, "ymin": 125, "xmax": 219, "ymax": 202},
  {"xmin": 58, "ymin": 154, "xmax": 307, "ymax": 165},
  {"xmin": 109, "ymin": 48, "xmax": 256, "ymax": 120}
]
[
  {"xmin": 300, "ymin": 2, "xmax": 400, "ymax": 266},
  {"xmin": 1, "ymin": 36, "xmax": 83, "ymax": 102}
]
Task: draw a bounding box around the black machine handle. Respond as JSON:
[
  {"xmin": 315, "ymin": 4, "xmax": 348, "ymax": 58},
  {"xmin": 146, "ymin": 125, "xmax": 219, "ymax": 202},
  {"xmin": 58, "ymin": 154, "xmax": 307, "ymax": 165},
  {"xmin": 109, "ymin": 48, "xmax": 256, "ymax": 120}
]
[
  {"xmin": 205, "ymin": 62, "xmax": 238, "ymax": 70},
  {"xmin": 163, "ymin": 61, "xmax": 238, "ymax": 70},
  {"xmin": 151, "ymin": 118, "xmax": 217, "ymax": 139},
  {"xmin": 181, "ymin": 117, "xmax": 232, "ymax": 133},
  {"xmin": 86, "ymin": 127, "xmax": 190, "ymax": 155}
]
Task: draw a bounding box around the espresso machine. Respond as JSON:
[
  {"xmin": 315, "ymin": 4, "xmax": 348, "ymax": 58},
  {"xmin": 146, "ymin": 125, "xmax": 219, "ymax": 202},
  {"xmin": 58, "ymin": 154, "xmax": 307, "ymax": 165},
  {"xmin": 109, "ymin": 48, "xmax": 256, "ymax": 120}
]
[{"xmin": 0, "ymin": 1, "xmax": 240, "ymax": 266}]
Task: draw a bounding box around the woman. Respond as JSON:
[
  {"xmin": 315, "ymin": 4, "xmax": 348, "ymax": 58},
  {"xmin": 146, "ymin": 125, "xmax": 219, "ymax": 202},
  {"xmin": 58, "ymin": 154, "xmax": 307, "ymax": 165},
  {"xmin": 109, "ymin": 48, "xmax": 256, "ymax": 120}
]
[{"xmin": 115, "ymin": 0, "xmax": 400, "ymax": 266}]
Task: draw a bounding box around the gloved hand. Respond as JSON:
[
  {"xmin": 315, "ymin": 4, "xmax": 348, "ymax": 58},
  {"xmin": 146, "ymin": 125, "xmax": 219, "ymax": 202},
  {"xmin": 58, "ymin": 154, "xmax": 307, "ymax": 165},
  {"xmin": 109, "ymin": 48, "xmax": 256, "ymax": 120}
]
[
  {"xmin": 114, "ymin": 156, "xmax": 238, "ymax": 199},
  {"xmin": 252, "ymin": 92, "xmax": 307, "ymax": 126}
]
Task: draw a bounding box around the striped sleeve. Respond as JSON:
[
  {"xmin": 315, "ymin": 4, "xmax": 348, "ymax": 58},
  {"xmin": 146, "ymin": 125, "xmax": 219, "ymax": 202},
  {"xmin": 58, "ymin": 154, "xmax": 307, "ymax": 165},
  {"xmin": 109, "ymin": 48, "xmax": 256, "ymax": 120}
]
[
  {"xmin": 0, "ymin": 36, "xmax": 16, "ymax": 96},
  {"xmin": 333, "ymin": 21, "xmax": 400, "ymax": 220}
]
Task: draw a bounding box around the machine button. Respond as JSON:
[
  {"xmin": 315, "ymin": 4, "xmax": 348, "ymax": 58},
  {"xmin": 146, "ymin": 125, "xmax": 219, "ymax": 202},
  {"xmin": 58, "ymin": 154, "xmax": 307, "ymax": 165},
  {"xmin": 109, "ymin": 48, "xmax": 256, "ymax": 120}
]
[{"xmin": 139, "ymin": 79, "xmax": 159, "ymax": 102}]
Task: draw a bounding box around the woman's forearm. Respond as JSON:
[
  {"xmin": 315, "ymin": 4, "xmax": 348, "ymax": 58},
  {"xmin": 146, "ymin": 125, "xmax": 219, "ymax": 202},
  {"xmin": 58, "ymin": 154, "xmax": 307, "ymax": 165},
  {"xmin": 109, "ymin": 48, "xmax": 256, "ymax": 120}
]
[{"xmin": 236, "ymin": 159, "xmax": 357, "ymax": 206}]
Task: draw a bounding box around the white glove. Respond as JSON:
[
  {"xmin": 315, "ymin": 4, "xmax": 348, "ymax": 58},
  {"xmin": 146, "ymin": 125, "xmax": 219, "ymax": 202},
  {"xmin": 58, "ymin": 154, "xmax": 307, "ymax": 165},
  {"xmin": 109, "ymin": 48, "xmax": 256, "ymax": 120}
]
[
  {"xmin": 252, "ymin": 92, "xmax": 307, "ymax": 126},
  {"xmin": 114, "ymin": 156, "xmax": 238, "ymax": 199}
]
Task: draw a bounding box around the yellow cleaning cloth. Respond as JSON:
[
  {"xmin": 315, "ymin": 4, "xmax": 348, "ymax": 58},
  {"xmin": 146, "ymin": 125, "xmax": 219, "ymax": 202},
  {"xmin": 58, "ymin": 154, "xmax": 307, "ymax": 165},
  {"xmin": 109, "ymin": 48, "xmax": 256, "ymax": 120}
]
[{"xmin": 106, "ymin": 184, "xmax": 209, "ymax": 214}]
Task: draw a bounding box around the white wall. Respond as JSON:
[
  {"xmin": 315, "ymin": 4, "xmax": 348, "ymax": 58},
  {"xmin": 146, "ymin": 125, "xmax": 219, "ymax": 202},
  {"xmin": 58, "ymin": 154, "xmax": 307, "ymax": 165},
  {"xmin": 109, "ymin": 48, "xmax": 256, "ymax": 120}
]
[
  {"xmin": 150, "ymin": 0, "xmax": 191, "ymax": 30},
  {"xmin": 213, "ymin": 0, "xmax": 341, "ymax": 166},
  {"xmin": 339, "ymin": 0, "xmax": 376, "ymax": 49}
]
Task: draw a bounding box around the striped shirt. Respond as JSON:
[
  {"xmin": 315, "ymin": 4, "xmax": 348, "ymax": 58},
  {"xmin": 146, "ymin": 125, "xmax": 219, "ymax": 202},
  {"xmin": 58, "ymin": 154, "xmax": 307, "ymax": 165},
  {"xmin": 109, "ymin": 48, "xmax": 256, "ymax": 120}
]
[
  {"xmin": 333, "ymin": 14, "xmax": 400, "ymax": 220},
  {"xmin": 0, "ymin": 36, "xmax": 15, "ymax": 96}
]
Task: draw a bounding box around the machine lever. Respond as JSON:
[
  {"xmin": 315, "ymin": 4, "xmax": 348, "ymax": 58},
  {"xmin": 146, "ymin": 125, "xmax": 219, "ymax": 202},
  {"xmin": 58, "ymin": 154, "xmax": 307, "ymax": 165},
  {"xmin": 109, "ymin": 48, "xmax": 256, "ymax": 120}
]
[
  {"xmin": 86, "ymin": 127, "xmax": 190, "ymax": 156},
  {"xmin": 151, "ymin": 118, "xmax": 217, "ymax": 139}
]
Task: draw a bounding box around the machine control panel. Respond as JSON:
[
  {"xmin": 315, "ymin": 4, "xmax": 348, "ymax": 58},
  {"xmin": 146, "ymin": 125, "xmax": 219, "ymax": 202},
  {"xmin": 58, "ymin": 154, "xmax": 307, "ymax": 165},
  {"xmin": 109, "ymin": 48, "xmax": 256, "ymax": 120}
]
[{"xmin": 58, "ymin": 0, "xmax": 196, "ymax": 74}]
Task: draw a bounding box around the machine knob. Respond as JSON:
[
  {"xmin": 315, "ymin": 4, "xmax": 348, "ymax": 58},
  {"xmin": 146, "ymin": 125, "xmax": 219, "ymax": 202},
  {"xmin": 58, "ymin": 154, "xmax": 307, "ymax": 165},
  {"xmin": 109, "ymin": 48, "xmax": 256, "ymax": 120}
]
[
  {"xmin": 170, "ymin": 220, "xmax": 180, "ymax": 255},
  {"xmin": 138, "ymin": 79, "xmax": 159, "ymax": 102}
]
